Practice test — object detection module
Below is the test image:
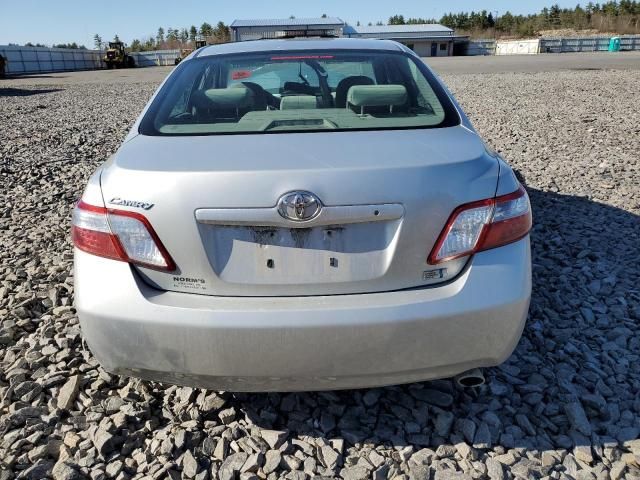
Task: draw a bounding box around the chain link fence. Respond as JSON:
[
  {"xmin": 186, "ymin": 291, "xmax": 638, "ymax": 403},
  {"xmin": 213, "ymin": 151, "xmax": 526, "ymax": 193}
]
[
  {"xmin": 129, "ymin": 50, "xmax": 180, "ymax": 67},
  {"xmin": 463, "ymin": 35, "xmax": 640, "ymax": 56},
  {"xmin": 462, "ymin": 39, "xmax": 496, "ymax": 56},
  {"xmin": 540, "ymin": 35, "xmax": 640, "ymax": 53}
]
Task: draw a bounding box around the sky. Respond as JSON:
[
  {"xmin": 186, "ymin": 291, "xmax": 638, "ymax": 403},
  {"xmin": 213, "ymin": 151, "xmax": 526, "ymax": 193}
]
[{"xmin": 1, "ymin": 0, "xmax": 582, "ymax": 48}]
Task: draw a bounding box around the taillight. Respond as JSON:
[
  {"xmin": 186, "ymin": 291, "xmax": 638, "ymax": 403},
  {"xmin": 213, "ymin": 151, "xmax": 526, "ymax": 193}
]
[
  {"xmin": 72, "ymin": 200, "xmax": 175, "ymax": 271},
  {"xmin": 428, "ymin": 186, "xmax": 532, "ymax": 264}
]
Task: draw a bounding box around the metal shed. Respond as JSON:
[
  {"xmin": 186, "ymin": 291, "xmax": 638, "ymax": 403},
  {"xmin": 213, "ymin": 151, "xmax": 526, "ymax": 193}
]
[{"xmin": 230, "ymin": 17, "xmax": 346, "ymax": 42}]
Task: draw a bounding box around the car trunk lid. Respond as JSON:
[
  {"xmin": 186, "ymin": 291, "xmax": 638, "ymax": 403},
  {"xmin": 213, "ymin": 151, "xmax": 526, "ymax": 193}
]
[{"xmin": 100, "ymin": 127, "xmax": 498, "ymax": 296}]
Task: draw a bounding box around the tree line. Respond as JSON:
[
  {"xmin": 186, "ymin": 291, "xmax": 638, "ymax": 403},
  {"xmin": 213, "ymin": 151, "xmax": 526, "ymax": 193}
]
[
  {"xmin": 8, "ymin": 42, "xmax": 88, "ymax": 49},
  {"xmin": 387, "ymin": 1, "xmax": 640, "ymax": 36},
  {"xmin": 93, "ymin": 22, "xmax": 231, "ymax": 52}
]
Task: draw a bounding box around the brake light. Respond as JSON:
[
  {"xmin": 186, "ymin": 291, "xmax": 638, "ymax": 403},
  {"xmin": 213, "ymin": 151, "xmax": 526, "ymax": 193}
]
[
  {"xmin": 428, "ymin": 186, "xmax": 532, "ymax": 264},
  {"xmin": 270, "ymin": 55, "xmax": 335, "ymax": 60},
  {"xmin": 72, "ymin": 200, "xmax": 175, "ymax": 271}
]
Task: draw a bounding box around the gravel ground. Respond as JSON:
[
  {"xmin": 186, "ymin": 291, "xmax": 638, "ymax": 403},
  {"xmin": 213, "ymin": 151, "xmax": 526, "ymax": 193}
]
[{"xmin": 1, "ymin": 68, "xmax": 639, "ymax": 480}]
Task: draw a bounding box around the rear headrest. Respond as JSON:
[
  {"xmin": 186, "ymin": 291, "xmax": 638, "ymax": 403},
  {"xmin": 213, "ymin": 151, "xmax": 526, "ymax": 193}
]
[
  {"xmin": 335, "ymin": 75, "xmax": 375, "ymax": 108},
  {"xmin": 280, "ymin": 95, "xmax": 317, "ymax": 110},
  {"xmin": 346, "ymin": 84, "xmax": 408, "ymax": 109},
  {"xmin": 204, "ymin": 86, "xmax": 253, "ymax": 108}
]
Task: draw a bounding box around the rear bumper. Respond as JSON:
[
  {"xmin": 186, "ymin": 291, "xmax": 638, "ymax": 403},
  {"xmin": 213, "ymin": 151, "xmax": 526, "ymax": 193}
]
[{"xmin": 74, "ymin": 239, "xmax": 531, "ymax": 391}]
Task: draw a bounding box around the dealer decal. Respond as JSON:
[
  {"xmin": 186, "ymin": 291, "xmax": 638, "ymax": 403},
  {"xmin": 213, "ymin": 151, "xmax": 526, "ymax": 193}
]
[{"xmin": 172, "ymin": 276, "xmax": 207, "ymax": 291}]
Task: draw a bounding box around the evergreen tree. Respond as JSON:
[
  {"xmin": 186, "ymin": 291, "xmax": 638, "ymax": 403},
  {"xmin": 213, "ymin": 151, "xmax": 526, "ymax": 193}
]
[
  {"xmin": 388, "ymin": 15, "xmax": 406, "ymax": 25},
  {"xmin": 487, "ymin": 12, "xmax": 496, "ymax": 28},
  {"xmin": 130, "ymin": 39, "xmax": 142, "ymax": 51},
  {"xmin": 200, "ymin": 22, "xmax": 214, "ymax": 37},
  {"xmin": 167, "ymin": 28, "xmax": 178, "ymax": 42},
  {"xmin": 213, "ymin": 21, "xmax": 230, "ymax": 42}
]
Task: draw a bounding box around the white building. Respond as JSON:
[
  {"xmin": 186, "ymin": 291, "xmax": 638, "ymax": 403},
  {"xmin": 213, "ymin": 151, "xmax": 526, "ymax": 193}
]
[{"xmin": 344, "ymin": 24, "xmax": 456, "ymax": 57}]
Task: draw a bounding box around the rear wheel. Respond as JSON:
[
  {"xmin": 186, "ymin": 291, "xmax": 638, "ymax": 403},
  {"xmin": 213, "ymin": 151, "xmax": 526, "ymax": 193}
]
[{"xmin": 105, "ymin": 62, "xmax": 113, "ymax": 70}]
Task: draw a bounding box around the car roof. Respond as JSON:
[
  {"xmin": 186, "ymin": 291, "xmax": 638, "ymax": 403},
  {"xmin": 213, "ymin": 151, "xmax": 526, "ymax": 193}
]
[{"xmin": 195, "ymin": 38, "xmax": 406, "ymax": 57}]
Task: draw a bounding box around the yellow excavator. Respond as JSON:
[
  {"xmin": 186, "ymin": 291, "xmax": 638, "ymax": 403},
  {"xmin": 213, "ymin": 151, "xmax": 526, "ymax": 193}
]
[
  {"xmin": 103, "ymin": 42, "xmax": 135, "ymax": 69},
  {"xmin": 174, "ymin": 40, "xmax": 207, "ymax": 65}
]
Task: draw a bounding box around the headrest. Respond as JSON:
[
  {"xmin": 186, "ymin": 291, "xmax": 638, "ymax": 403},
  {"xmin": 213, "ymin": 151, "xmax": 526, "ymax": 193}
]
[
  {"xmin": 204, "ymin": 86, "xmax": 253, "ymax": 108},
  {"xmin": 280, "ymin": 95, "xmax": 317, "ymax": 110},
  {"xmin": 346, "ymin": 84, "xmax": 408, "ymax": 108}
]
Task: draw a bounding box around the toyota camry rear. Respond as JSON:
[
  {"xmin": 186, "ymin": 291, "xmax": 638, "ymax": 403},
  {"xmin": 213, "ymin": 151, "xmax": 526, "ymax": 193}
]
[{"xmin": 73, "ymin": 38, "xmax": 531, "ymax": 391}]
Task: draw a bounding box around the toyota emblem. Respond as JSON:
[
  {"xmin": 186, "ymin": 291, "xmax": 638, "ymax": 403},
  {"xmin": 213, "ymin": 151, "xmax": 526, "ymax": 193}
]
[{"xmin": 277, "ymin": 191, "xmax": 322, "ymax": 222}]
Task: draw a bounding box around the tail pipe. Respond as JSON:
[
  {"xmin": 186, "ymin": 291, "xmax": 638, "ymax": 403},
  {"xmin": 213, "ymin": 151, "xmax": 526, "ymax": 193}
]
[{"xmin": 455, "ymin": 368, "xmax": 485, "ymax": 388}]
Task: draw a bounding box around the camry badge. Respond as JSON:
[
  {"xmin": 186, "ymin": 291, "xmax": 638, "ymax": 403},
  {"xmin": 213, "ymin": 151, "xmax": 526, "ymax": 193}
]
[
  {"xmin": 109, "ymin": 197, "xmax": 154, "ymax": 210},
  {"xmin": 277, "ymin": 191, "xmax": 322, "ymax": 222}
]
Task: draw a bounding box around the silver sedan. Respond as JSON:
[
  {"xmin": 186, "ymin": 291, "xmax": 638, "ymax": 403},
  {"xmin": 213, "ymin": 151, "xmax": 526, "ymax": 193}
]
[{"xmin": 73, "ymin": 38, "xmax": 532, "ymax": 391}]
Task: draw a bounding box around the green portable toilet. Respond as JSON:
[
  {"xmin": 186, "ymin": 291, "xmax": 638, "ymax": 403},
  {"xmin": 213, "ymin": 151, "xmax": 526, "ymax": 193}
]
[{"xmin": 608, "ymin": 37, "xmax": 621, "ymax": 52}]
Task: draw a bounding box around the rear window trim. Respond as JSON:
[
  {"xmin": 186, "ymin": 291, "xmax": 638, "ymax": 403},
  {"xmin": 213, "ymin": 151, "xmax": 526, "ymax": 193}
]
[{"xmin": 139, "ymin": 48, "xmax": 461, "ymax": 137}]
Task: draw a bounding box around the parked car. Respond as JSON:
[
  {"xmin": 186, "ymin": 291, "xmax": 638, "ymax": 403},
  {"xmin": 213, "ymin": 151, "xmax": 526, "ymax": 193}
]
[{"xmin": 73, "ymin": 38, "xmax": 532, "ymax": 392}]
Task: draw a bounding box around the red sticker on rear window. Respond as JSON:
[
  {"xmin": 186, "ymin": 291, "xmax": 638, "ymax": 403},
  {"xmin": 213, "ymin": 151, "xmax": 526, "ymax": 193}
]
[{"xmin": 231, "ymin": 70, "xmax": 252, "ymax": 80}]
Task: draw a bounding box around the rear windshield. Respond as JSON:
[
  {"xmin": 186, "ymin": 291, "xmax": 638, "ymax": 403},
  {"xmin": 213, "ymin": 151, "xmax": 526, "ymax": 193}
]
[{"xmin": 139, "ymin": 49, "xmax": 460, "ymax": 136}]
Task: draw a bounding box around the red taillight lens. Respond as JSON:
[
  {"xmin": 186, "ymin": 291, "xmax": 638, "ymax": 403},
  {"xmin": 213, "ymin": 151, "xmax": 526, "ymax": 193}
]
[
  {"xmin": 428, "ymin": 186, "xmax": 532, "ymax": 265},
  {"xmin": 72, "ymin": 200, "xmax": 175, "ymax": 271}
]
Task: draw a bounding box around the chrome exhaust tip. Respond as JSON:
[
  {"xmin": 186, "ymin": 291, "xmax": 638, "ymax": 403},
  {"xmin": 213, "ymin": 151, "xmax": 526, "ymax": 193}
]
[{"xmin": 455, "ymin": 368, "xmax": 485, "ymax": 388}]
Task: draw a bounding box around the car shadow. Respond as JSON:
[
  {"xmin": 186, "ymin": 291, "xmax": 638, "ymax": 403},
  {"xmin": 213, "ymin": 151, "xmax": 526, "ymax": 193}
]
[
  {"xmin": 213, "ymin": 184, "xmax": 640, "ymax": 458},
  {"xmin": 0, "ymin": 87, "xmax": 63, "ymax": 97}
]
